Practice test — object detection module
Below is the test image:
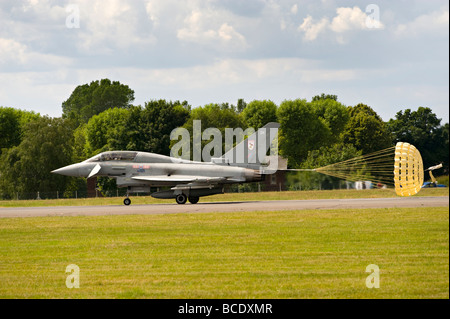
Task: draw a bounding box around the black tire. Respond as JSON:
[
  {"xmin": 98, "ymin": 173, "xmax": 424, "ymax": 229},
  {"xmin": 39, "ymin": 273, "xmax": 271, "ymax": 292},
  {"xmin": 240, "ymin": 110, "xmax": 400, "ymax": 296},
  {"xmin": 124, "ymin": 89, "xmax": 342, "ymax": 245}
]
[
  {"xmin": 188, "ymin": 196, "xmax": 199, "ymax": 204},
  {"xmin": 176, "ymin": 194, "xmax": 187, "ymax": 205},
  {"xmin": 123, "ymin": 198, "xmax": 131, "ymax": 206}
]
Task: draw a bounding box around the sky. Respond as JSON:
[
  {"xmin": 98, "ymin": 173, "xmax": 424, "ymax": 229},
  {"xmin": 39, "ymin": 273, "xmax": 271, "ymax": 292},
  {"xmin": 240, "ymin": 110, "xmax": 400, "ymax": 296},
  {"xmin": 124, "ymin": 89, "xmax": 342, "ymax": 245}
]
[{"xmin": 0, "ymin": 0, "xmax": 449, "ymax": 122}]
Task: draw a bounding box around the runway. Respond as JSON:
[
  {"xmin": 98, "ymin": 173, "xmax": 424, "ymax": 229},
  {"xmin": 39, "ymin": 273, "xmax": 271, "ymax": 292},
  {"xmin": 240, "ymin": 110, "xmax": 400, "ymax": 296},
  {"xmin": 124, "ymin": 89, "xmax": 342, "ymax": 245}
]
[{"xmin": 0, "ymin": 196, "xmax": 448, "ymax": 218}]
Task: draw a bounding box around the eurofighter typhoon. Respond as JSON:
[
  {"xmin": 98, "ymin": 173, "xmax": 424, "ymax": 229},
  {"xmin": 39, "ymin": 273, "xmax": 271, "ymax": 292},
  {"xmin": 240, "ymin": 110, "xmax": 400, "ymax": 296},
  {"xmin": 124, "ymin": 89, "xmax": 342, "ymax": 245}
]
[{"xmin": 52, "ymin": 123, "xmax": 283, "ymax": 205}]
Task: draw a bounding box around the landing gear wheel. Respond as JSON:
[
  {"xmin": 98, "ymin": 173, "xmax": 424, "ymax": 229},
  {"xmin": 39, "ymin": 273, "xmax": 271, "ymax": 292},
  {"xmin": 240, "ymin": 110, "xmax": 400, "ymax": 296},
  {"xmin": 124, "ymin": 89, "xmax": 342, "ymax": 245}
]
[
  {"xmin": 175, "ymin": 194, "xmax": 187, "ymax": 205},
  {"xmin": 123, "ymin": 198, "xmax": 131, "ymax": 206},
  {"xmin": 188, "ymin": 196, "xmax": 199, "ymax": 204}
]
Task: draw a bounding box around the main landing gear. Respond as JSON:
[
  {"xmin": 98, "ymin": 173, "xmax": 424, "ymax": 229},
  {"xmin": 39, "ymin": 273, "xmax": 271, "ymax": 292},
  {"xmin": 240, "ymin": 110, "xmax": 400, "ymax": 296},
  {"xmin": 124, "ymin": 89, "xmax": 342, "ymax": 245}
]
[
  {"xmin": 175, "ymin": 194, "xmax": 199, "ymax": 204},
  {"xmin": 188, "ymin": 196, "xmax": 199, "ymax": 204},
  {"xmin": 122, "ymin": 194, "xmax": 200, "ymax": 205}
]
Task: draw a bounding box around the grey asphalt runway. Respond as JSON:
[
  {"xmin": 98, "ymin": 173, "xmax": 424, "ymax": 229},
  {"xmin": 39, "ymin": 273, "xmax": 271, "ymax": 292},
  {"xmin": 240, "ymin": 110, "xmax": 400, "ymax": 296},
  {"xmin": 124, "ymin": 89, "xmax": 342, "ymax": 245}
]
[{"xmin": 0, "ymin": 196, "xmax": 448, "ymax": 218}]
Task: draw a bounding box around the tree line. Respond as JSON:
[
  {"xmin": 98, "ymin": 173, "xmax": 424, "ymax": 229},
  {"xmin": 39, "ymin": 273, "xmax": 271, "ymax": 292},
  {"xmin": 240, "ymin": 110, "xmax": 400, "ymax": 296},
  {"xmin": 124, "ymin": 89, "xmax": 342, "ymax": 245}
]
[{"xmin": 0, "ymin": 79, "xmax": 448, "ymax": 198}]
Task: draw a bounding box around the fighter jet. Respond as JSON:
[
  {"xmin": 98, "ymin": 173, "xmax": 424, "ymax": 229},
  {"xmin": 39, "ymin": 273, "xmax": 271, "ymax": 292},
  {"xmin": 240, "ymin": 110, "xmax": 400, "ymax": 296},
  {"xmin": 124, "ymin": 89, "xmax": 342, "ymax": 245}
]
[{"xmin": 52, "ymin": 123, "xmax": 283, "ymax": 205}]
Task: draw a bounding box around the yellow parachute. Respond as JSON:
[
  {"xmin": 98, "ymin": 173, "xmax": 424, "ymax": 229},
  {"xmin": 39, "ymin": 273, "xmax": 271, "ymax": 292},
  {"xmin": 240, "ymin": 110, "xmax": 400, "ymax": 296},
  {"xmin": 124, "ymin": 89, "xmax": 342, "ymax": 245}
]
[
  {"xmin": 394, "ymin": 142, "xmax": 424, "ymax": 196},
  {"xmin": 304, "ymin": 142, "xmax": 424, "ymax": 196}
]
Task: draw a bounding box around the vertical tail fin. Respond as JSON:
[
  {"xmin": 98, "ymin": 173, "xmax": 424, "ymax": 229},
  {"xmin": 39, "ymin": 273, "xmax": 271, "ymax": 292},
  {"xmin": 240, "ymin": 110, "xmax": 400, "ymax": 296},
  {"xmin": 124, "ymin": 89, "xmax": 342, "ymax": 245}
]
[{"xmin": 218, "ymin": 122, "xmax": 280, "ymax": 170}]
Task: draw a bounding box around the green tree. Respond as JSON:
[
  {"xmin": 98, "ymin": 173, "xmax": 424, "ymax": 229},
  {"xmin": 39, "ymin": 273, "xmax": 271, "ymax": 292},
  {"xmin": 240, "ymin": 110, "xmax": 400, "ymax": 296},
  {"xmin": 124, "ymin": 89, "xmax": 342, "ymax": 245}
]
[
  {"xmin": 311, "ymin": 93, "xmax": 338, "ymax": 102},
  {"xmin": 126, "ymin": 100, "xmax": 190, "ymax": 155},
  {"xmin": 236, "ymin": 98, "xmax": 247, "ymax": 113},
  {"xmin": 0, "ymin": 117, "xmax": 74, "ymax": 198},
  {"xmin": 300, "ymin": 143, "xmax": 362, "ymax": 169},
  {"xmin": 439, "ymin": 123, "xmax": 449, "ymax": 173},
  {"xmin": 342, "ymin": 104, "xmax": 391, "ymax": 154},
  {"xmin": 84, "ymin": 107, "xmax": 130, "ymax": 156},
  {"xmin": 387, "ymin": 107, "xmax": 449, "ymax": 171},
  {"xmin": 0, "ymin": 107, "xmax": 39, "ymax": 155},
  {"xmin": 0, "ymin": 107, "xmax": 21, "ymax": 153},
  {"xmin": 310, "ymin": 98, "xmax": 349, "ymax": 143},
  {"xmin": 176, "ymin": 103, "xmax": 244, "ymax": 160},
  {"xmin": 240, "ymin": 100, "xmax": 278, "ymax": 130},
  {"xmin": 277, "ymin": 99, "xmax": 333, "ymax": 168},
  {"xmin": 62, "ymin": 78, "xmax": 134, "ymax": 125}
]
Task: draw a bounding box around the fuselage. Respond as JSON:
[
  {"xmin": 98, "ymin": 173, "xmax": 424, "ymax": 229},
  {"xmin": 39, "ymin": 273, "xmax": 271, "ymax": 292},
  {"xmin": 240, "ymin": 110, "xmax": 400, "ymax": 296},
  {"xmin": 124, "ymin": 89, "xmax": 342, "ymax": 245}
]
[{"xmin": 52, "ymin": 151, "xmax": 263, "ymax": 187}]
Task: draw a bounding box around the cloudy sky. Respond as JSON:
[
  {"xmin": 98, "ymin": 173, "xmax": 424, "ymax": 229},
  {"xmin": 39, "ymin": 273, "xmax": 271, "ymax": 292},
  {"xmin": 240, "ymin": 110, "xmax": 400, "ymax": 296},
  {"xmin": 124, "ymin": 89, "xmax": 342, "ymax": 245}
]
[{"xmin": 0, "ymin": 0, "xmax": 448, "ymax": 122}]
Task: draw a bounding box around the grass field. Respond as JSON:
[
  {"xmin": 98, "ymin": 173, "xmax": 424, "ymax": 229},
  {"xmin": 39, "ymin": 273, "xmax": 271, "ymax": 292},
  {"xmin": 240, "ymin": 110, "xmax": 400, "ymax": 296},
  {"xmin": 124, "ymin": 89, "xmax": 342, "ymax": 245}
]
[
  {"xmin": 0, "ymin": 187, "xmax": 448, "ymax": 207},
  {"xmin": 0, "ymin": 206, "xmax": 448, "ymax": 298}
]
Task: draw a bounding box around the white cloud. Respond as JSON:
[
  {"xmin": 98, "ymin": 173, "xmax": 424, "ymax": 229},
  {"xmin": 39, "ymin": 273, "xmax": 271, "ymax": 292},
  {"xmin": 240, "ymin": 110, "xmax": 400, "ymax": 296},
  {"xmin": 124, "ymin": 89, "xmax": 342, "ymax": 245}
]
[
  {"xmin": 330, "ymin": 7, "xmax": 368, "ymax": 33},
  {"xmin": 77, "ymin": 0, "xmax": 157, "ymax": 53},
  {"xmin": 176, "ymin": 8, "xmax": 248, "ymax": 51},
  {"xmin": 396, "ymin": 8, "xmax": 449, "ymax": 37},
  {"xmin": 0, "ymin": 38, "xmax": 28, "ymax": 66},
  {"xmin": 218, "ymin": 23, "xmax": 246, "ymax": 43},
  {"xmin": 0, "ymin": 70, "xmax": 75, "ymax": 116},
  {"xmin": 0, "ymin": 57, "xmax": 358, "ymax": 115},
  {"xmin": 12, "ymin": 0, "xmax": 66, "ymax": 23},
  {"xmin": 177, "ymin": 10, "xmax": 215, "ymax": 42},
  {"xmin": 298, "ymin": 6, "xmax": 384, "ymax": 42},
  {"xmin": 0, "ymin": 37, "xmax": 71, "ymax": 70},
  {"xmin": 145, "ymin": 0, "xmax": 162, "ymax": 26},
  {"xmin": 0, "ymin": 1, "xmax": 447, "ymax": 123},
  {"xmin": 70, "ymin": 58, "xmax": 360, "ymax": 92},
  {"xmin": 290, "ymin": 4, "xmax": 298, "ymax": 15},
  {"xmin": 1, "ymin": 1, "xmax": 158, "ymax": 58},
  {"xmin": 298, "ymin": 15, "xmax": 329, "ymax": 41},
  {"xmin": 144, "ymin": 0, "xmax": 183, "ymax": 27}
]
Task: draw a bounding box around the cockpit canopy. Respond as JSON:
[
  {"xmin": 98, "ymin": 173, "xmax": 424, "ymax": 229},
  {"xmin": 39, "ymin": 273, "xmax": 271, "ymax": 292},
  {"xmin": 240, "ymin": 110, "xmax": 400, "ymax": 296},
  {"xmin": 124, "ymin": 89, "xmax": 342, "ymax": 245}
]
[
  {"xmin": 84, "ymin": 151, "xmax": 185, "ymax": 164},
  {"xmin": 85, "ymin": 151, "xmax": 138, "ymax": 162}
]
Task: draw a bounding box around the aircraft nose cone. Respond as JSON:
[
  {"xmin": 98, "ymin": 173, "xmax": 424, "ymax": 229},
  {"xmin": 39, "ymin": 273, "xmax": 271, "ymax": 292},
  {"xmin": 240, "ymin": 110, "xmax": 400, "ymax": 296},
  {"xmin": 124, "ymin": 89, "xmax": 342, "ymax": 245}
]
[{"xmin": 51, "ymin": 164, "xmax": 81, "ymax": 177}]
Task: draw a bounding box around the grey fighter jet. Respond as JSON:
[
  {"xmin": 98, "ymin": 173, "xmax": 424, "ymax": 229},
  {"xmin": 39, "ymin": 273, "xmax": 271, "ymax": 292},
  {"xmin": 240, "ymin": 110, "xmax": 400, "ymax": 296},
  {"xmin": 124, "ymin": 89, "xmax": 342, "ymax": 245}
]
[{"xmin": 52, "ymin": 123, "xmax": 283, "ymax": 205}]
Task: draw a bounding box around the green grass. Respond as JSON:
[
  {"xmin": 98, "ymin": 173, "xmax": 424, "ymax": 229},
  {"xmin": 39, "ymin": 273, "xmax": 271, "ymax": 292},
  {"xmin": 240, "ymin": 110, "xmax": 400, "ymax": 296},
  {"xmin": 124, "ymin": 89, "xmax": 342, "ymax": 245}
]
[
  {"xmin": 0, "ymin": 187, "xmax": 448, "ymax": 207},
  {"xmin": 0, "ymin": 207, "xmax": 448, "ymax": 298}
]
